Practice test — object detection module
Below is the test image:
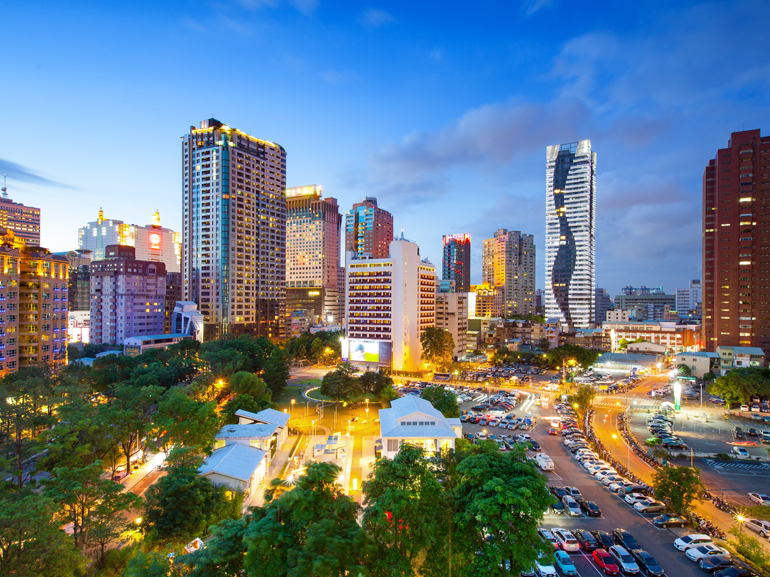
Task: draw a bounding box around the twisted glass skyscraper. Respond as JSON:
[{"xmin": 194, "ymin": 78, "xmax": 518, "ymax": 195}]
[{"xmin": 545, "ymin": 140, "xmax": 596, "ymax": 329}]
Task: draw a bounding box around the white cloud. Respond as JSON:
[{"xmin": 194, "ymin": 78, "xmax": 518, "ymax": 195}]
[
  {"xmin": 359, "ymin": 8, "xmax": 396, "ymax": 28},
  {"xmin": 522, "ymin": 0, "xmax": 556, "ymax": 16}
]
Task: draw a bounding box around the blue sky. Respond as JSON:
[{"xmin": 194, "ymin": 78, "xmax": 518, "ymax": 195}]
[{"xmin": 2, "ymin": 0, "xmax": 769, "ymax": 297}]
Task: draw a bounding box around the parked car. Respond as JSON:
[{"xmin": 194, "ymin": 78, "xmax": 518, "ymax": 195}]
[
  {"xmin": 608, "ymin": 545, "xmax": 640, "ymax": 574},
  {"xmin": 652, "ymin": 514, "xmax": 687, "ymax": 528},
  {"xmin": 591, "ymin": 530, "xmax": 616, "ymax": 550},
  {"xmin": 686, "ymin": 545, "xmax": 730, "ymax": 563},
  {"xmin": 554, "ymin": 551, "xmax": 578, "ymax": 576},
  {"xmin": 538, "ymin": 529, "xmax": 560, "ymax": 550},
  {"xmin": 748, "ymin": 492, "xmax": 770, "ymax": 506},
  {"xmin": 624, "ymin": 493, "xmax": 649, "ymax": 506},
  {"xmin": 699, "ymin": 556, "xmax": 735, "ymax": 574},
  {"xmin": 732, "ymin": 447, "xmax": 750, "ymax": 458},
  {"xmin": 634, "ymin": 500, "xmax": 666, "ymax": 514},
  {"xmin": 674, "ymin": 534, "xmax": 713, "ymax": 551},
  {"xmin": 552, "ymin": 528, "xmax": 580, "ymax": 552},
  {"xmin": 564, "ymin": 486, "xmax": 583, "ymax": 501},
  {"xmin": 630, "ymin": 550, "xmax": 664, "ymax": 577},
  {"xmin": 562, "ymin": 496, "xmax": 582, "ymax": 517},
  {"xmin": 713, "ymin": 567, "xmax": 758, "ymax": 577},
  {"xmin": 744, "ymin": 518, "xmax": 770, "ymax": 538},
  {"xmin": 535, "ymin": 555, "xmax": 558, "ymax": 577},
  {"xmin": 580, "ymin": 500, "xmax": 602, "ymax": 517},
  {"xmin": 574, "ymin": 529, "xmax": 599, "ymax": 551},
  {"xmin": 592, "ymin": 548, "xmax": 620, "ymax": 575},
  {"xmin": 612, "ymin": 529, "xmax": 640, "ymax": 551}
]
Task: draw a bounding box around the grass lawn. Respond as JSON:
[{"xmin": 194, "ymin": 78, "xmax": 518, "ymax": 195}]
[
  {"xmin": 273, "ymin": 385, "xmax": 308, "ymax": 408},
  {"xmin": 745, "ymin": 505, "xmax": 770, "ymax": 521}
]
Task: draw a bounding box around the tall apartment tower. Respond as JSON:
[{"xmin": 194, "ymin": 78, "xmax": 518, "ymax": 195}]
[
  {"xmin": 481, "ymin": 229, "xmax": 536, "ymax": 316},
  {"xmin": 90, "ymin": 245, "xmax": 166, "ymax": 345},
  {"xmin": 703, "ymin": 129, "xmax": 770, "ymax": 352},
  {"xmin": 285, "ymin": 185, "xmax": 343, "ymax": 326},
  {"xmin": 442, "ymin": 234, "xmax": 471, "ymax": 293},
  {"xmin": 345, "ymin": 197, "xmax": 394, "ymax": 259},
  {"xmin": 344, "ymin": 235, "xmax": 436, "ymax": 372},
  {"xmin": 182, "ymin": 119, "xmax": 287, "ymax": 340},
  {"xmin": 676, "ymin": 279, "xmax": 702, "ymax": 315},
  {"xmin": 545, "ymin": 140, "xmax": 596, "ymax": 330},
  {"xmin": 0, "ymin": 182, "xmax": 41, "ymax": 245},
  {"xmin": 594, "ymin": 288, "xmax": 613, "ymax": 325}
]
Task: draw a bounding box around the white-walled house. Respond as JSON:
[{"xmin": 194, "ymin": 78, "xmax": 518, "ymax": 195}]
[
  {"xmin": 214, "ymin": 423, "xmax": 279, "ymax": 463},
  {"xmin": 198, "ymin": 443, "xmax": 268, "ymax": 506},
  {"xmin": 235, "ymin": 408, "xmax": 291, "ymax": 446},
  {"xmin": 379, "ymin": 395, "xmax": 462, "ymax": 459}
]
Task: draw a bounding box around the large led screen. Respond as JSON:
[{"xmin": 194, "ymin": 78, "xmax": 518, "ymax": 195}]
[{"xmin": 350, "ymin": 340, "xmax": 380, "ymax": 363}]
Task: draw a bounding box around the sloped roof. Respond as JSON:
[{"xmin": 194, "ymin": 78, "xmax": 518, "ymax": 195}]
[
  {"xmin": 199, "ymin": 443, "xmax": 267, "ymax": 482},
  {"xmin": 379, "ymin": 395, "xmax": 460, "ymax": 438},
  {"xmin": 235, "ymin": 407, "xmax": 290, "ymax": 428},
  {"xmin": 215, "ymin": 423, "xmax": 278, "ymax": 440}
]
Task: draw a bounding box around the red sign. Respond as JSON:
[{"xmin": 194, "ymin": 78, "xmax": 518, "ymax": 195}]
[{"xmin": 149, "ymin": 233, "xmax": 161, "ymax": 250}]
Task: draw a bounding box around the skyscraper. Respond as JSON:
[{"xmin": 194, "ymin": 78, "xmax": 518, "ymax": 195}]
[
  {"xmin": 545, "ymin": 140, "xmax": 596, "ymax": 330},
  {"xmin": 442, "ymin": 234, "xmax": 471, "ymax": 293},
  {"xmin": 0, "ymin": 181, "xmax": 40, "ymax": 245},
  {"xmin": 482, "ymin": 229, "xmax": 536, "ymax": 316},
  {"xmin": 182, "ymin": 119, "xmax": 287, "ymax": 340},
  {"xmin": 594, "ymin": 288, "xmax": 613, "ymax": 325},
  {"xmin": 703, "ymin": 129, "xmax": 770, "ymax": 352},
  {"xmin": 345, "ymin": 197, "xmax": 393, "ymax": 259},
  {"xmin": 285, "ymin": 185, "xmax": 343, "ymax": 326}
]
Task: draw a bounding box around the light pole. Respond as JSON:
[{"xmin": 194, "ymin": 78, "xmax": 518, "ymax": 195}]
[
  {"xmin": 365, "ymin": 398, "xmax": 369, "ymax": 422},
  {"xmin": 291, "ymin": 398, "xmax": 295, "ymax": 417},
  {"xmin": 736, "ymin": 514, "xmax": 746, "ymax": 534}
]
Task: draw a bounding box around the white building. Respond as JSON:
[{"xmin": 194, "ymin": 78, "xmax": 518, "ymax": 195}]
[
  {"xmin": 68, "ymin": 310, "xmax": 90, "ymax": 343},
  {"xmin": 171, "ymin": 301, "xmax": 205, "ymax": 342},
  {"xmin": 676, "ymin": 279, "xmax": 702, "ymax": 314},
  {"xmin": 436, "ymin": 292, "xmax": 469, "ymax": 360},
  {"xmin": 235, "ymin": 407, "xmax": 291, "ymax": 447},
  {"xmin": 214, "ymin": 423, "xmax": 279, "ymax": 462},
  {"xmin": 78, "ymin": 210, "xmax": 180, "ymax": 273},
  {"xmin": 343, "ymin": 235, "xmax": 436, "ymax": 372},
  {"xmin": 379, "ymin": 395, "xmax": 462, "ymax": 459},
  {"xmin": 675, "ymin": 351, "xmax": 719, "ymax": 378},
  {"xmin": 123, "ymin": 333, "xmax": 193, "ymax": 357},
  {"xmin": 198, "ymin": 443, "xmax": 268, "ymax": 507},
  {"xmin": 545, "ymin": 140, "xmax": 596, "ymax": 330}
]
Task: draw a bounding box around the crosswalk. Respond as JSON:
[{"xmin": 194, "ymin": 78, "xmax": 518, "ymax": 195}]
[{"xmin": 703, "ymin": 459, "xmax": 770, "ymax": 470}]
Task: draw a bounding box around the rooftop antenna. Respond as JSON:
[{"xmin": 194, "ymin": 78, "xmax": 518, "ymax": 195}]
[{"xmin": 1, "ymin": 174, "xmax": 7, "ymax": 199}]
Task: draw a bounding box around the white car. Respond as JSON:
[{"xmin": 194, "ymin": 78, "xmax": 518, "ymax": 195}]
[
  {"xmin": 686, "ymin": 544, "xmax": 730, "ymax": 562},
  {"xmin": 595, "ymin": 470, "xmax": 619, "ymax": 481},
  {"xmin": 732, "ymin": 447, "xmax": 750, "ymax": 458},
  {"xmin": 584, "ymin": 461, "xmax": 606, "ymax": 471},
  {"xmin": 536, "ymin": 557, "xmax": 557, "ymax": 577},
  {"xmin": 602, "ymin": 475, "xmax": 625, "ymax": 486},
  {"xmin": 609, "ymin": 482, "xmax": 635, "ymax": 494},
  {"xmin": 674, "ymin": 534, "xmax": 713, "ymax": 551},
  {"xmin": 538, "ymin": 528, "xmax": 559, "ymax": 549},
  {"xmin": 748, "ymin": 492, "xmax": 770, "ymax": 505},
  {"xmin": 552, "ymin": 528, "xmax": 580, "ymax": 552},
  {"xmin": 624, "ymin": 493, "xmax": 649, "ymax": 506}
]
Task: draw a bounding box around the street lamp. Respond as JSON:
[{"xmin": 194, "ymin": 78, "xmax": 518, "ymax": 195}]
[
  {"xmin": 736, "ymin": 514, "xmax": 746, "ymax": 533},
  {"xmin": 291, "ymin": 398, "xmax": 295, "ymax": 417}
]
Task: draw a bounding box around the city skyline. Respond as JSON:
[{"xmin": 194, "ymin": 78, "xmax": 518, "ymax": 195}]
[{"xmin": 3, "ymin": 1, "xmax": 770, "ymax": 297}]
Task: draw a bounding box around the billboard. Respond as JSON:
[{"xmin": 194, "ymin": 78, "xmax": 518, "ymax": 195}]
[
  {"xmin": 286, "ymin": 185, "xmax": 322, "ymax": 198},
  {"xmin": 350, "ymin": 340, "xmax": 380, "ymax": 363}
]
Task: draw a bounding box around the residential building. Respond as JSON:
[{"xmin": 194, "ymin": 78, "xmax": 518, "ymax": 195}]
[
  {"xmin": 544, "ymin": 317, "xmax": 562, "ymax": 350},
  {"xmin": 0, "ymin": 184, "xmax": 40, "ymax": 245},
  {"xmin": 182, "ymin": 118, "xmax": 287, "ymax": 340},
  {"xmin": 606, "ymin": 307, "xmax": 645, "ymax": 322},
  {"xmin": 675, "ymin": 351, "xmax": 719, "ymax": 378},
  {"xmin": 470, "ymin": 282, "xmax": 503, "ymax": 317},
  {"xmin": 703, "ymin": 130, "xmax": 770, "ymax": 354},
  {"xmin": 614, "ymin": 293, "xmax": 676, "ymax": 322},
  {"xmin": 198, "ymin": 443, "xmax": 268, "ymax": 509},
  {"xmin": 594, "ymin": 288, "xmax": 613, "ymax": 326},
  {"xmin": 68, "ymin": 310, "xmax": 90, "ymax": 344},
  {"xmin": 343, "ymin": 235, "xmax": 436, "ymax": 372},
  {"xmin": 345, "ymin": 197, "xmax": 393, "ymax": 259},
  {"xmin": 716, "ymin": 345, "xmax": 766, "ymax": 375},
  {"xmin": 535, "ymin": 288, "xmax": 544, "ymax": 316},
  {"xmin": 482, "ymin": 229, "xmax": 535, "ymax": 316},
  {"xmin": 124, "ymin": 333, "xmax": 193, "ymax": 357},
  {"xmin": 164, "ymin": 272, "xmax": 182, "ymax": 334},
  {"xmin": 560, "ymin": 328, "xmax": 610, "ymax": 351},
  {"xmin": 235, "ymin": 407, "xmax": 291, "ymax": 447},
  {"xmin": 78, "ymin": 210, "xmax": 181, "ymax": 272},
  {"xmin": 627, "ymin": 342, "xmax": 666, "ymax": 355},
  {"xmin": 379, "ymin": 395, "xmax": 462, "ymax": 459},
  {"xmin": 545, "ymin": 140, "xmax": 596, "ymax": 330},
  {"xmin": 602, "ymin": 320, "xmax": 702, "ymax": 353},
  {"xmin": 436, "ymin": 292, "xmax": 469, "ymax": 360},
  {"xmin": 0, "ymin": 228, "xmax": 68, "ymax": 376},
  {"xmin": 90, "ymin": 245, "xmax": 166, "ymax": 345},
  {"xmin": 593, "ymin": 352, "xmax": 661, "ymax": 374},
  {"xmin": 61, "ymin": 249, "xmax": 93, "ymax": 313},
  {"xmin": 676, "ymin": 279, "xmax": 702, "ymax": 314},
  {"xmin": 285, "ymin": 185, "xmax": 343, "ymax": 328},
  {"xmin": 442, "ymin": 234, "xmax": 471, "ymax": 293},
  {"xmin": 171, "ymin": 301, "xmax": 205, "ymax": 342}
]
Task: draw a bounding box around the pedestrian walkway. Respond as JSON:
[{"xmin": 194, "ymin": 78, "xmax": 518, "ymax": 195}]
[
  {"xmin": 247, "ymin": 435, "xmax": 299, "ymax": 509},
  {"xmin": 703, "ymin": 459, "xmax": 770, "ymax": 471}
]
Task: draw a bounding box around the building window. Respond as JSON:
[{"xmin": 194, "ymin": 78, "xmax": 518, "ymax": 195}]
[{"xmin": 387, "ymin": 439, "xmax": 399, "ymax": 452}]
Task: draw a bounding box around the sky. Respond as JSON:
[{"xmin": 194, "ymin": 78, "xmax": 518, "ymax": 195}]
[{"xmin": 2, "ymin": 0, "xmax": 770, "ymax": 298}]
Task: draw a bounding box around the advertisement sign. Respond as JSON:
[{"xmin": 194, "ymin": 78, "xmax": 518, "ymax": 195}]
[
  {"xmin": 149, "ymin": 232, "xmax": 161, "ymax": 250},
  {"xmin": 350, "ymin": 340, "xmax": 380, "ymax": 363},
  {"xmin": 442, "ymin": 233, "xmax": 470, "ymax": 245},
  {"xmin": 673, "ymin": 381, "xmax": 681, "ymax": 411},
  {"xmin": 286, "ymin": 185, "xmax": 322, "ymax": 198}
]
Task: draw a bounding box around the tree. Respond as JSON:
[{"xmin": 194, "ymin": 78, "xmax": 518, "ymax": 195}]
[
  {"xmin": 421, "ymin": 386, "xmax": 460, "ymax": 418},
  {"xmin": 453, "ymin": 444, "xmax": 553, "ymax": 576},
  {"xmin": 180, "ymin": 516, "xmax": 250, "ymax": 577},
  {"xmin": 539, "ymin": 337, "xmax": 550, "ymax": 352},
  {"xmin": 221, "ymin": 393, "xmax": 272, "ymax": 425},
  {"xmin": 651, "ymin": 465, "xmax": 705, "ymax": 515},
  {"xmin": 362, "ymin": 444, "xmax": 450, "ymax": 576},
  {"xmin": 420, "ymin": 327, "xmax": 455, "ymax": 370},
  {"xmin": 360, "ymin": 370, "xmax": 393, "ymax": 396},
  {"xmin": 262, "ymin": 347, "xmax": 291, "ymax": 398},
  {"xmin": 123, "ymin": 548, "xmax": 189, "ymax": 577},
  {"xmin": 310, "ymin": 338, "xmax": 325, "ymax": 364},
  {"xmin": 103, "ymin": 384, "xmax": 163, "ymax": 473},
  {"xmin": 151, "ymin": 389, "xmax": 221, "ymax": 454},
  {"xmin": 244, "ymin": 461, "xmax": 371, "ymax": 577},
  {"xmin": 571, "ymin": 384, "xmax": 597, "ymax": 412},
  {"xmin": 228, "ymin": 371, "xmax": 270, "ymax": 401},
  {"xmin": 320, "ymin": 366, "xmax": 363, "ymax": 401},
  {"xmin": 708, "ymin": 368, "xmax": 770, "ymax": 405},
  {"xmin": 617, "ymin": 338, "xmax": 629, "ymax": 351},
  {"xmin": 0, "ymin": 491, "xmax": 83, "ymax": 576},
  {"xmin": 677, "ymin": 364, "xmax": 692, "ymax": 377}
]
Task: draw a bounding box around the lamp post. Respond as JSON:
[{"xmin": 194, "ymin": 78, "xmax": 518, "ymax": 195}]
[
  {"xmin": 736, "ymin": 514, "xmax": 746, "ymax": 534},
  {"xmin": 291, "ymin": 398, "xmax": 295, "ymax": 417}
]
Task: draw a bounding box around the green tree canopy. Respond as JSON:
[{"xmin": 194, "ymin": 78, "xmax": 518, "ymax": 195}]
[
  {"xmin": 151, "ymin": 389, "xmax": 221, "ymax": 454},
  {"xmin": 420, "ymin": 326, "xmax": 455, "ymax": 370},
  {"xmin": 320, "ymin": 365, "xmax": 364, "ymax": 401},
  {"xmin": 262, "ymin": 347, "xmax": 291, "ymax": 398},
  {"xmin": 709, "ymin": 368, "xmax": 770, "ymax": 405},
  {"xmin": 651, "ymin": 465, "xmax": 705, "ymax": 516},
  {"xmin": 420, "ymin": 386, "xmax": 460, "ymax": 418},
  {"xmin": 221, "ymin": 393, "xmax": 273, "ymax": 425},
  {"xmin": 228, "ymin": 371, "xmax": 270, "ymax": 401}
]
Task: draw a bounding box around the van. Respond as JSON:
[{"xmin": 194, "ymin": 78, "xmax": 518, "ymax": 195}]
[{"xmin": 535, "ymin": 454, "xmax": 554, "ymax": 471}]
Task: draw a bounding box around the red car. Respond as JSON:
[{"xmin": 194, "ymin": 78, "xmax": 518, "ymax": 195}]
[{"xmin": 593, "ymin": 549, "xmax": 620, "ymax": 575}]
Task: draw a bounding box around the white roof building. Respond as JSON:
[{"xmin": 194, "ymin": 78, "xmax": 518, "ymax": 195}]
[
  {"xmin": 199, "ymin": 442, "xmax": 268, "ymax": 507},
  {"xmin": 379, "ymin": 395, "xmax": 462, "ymax": 459},
  {"xmin": 235, "ymin": 407, "xmax": 291, "ymax": 446},
  {"xmin": 214, "ymin": 423, "xmax": 279, "ymax": 459}
]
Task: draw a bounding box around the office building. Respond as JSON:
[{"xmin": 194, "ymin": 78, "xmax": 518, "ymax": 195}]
[
  {"xmin": 545, "ymin": 140, "xmax": 596, "ymax": 330},
  {"xmin": 345, "ymin": 197, "xmax": 393, "ymax": 259},
  {"xmin": 285, "ymin": 185, "xmax": 343, "ymax": 327},
  {"xmin": 63, "ymin": 249, "xmax": 93, "ymax": 312},
  {"xmin": 0, "ymin": 228, "xmax": 68, "ymax": 376},
  {"xmin": 482, "ymin": 229, "xmax": 535, "ymax": 316},
  {"xmin": 594, "ymin": 288, "xmax": 613, "ymax": 326},
  {"xmin": 90, "ymin": 245, "xmax": 166, "ymax": 345},
  {"xmin": 0, "ymin": 182, "xmax": 40, "ymax": 245},
  {"xmin": 182, "ymin": 118, "xmax": 287, "ymax": 340},
  {"xmin": 469, "ymin": 282, "xmax": 504, "ymax": 317},
  {"xmin": 622, "ymin": 286, "xmax": 664, "ymax": 296},
  {"xmin": 436, "ymin": 292, "xmax": 469, "ymax": 360},
  {"xmin": 343, "ymin": 235, "xmax": 436, "ymax": 372},
  {"xmin": 676, "ymin": 279, "xmax": 702, "ymax": 315},
  {"xmin": 442, "ymin": 234, "xmax": 471, "ymax": 292},
  {"xmin": 613, "ymin": 292, "xmax": 676, "ymax": 322},
  {"xmin": 78, "ymin": 210, "xmax": 181, "ymax": 273}
]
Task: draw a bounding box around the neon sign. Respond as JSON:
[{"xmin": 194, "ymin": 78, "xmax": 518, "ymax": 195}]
[{"xmin": 443, "ymin": 234, "xmax": 470, "ymax": 245}]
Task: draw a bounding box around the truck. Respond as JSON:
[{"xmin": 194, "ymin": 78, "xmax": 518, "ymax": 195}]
[{"xmin": 535, "ymin": 453, "xmax": 554, "ymax": 471}]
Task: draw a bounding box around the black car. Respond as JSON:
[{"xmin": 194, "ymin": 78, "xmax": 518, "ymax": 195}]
[
  {"xmin": 550, "ymin": 486, "xmax": 568, "ymax": 499},
  {"xmin": 625, "ymin": 484, "xmax": 651, "ymax": 496},
  {"xmin": 580, "ymin": 500, "xmax": 602, "ymax": 517},
  {"xmin": 714, "ymin": 568, "xmax": 757, "ymax": 577},
  {"xmin": 530, "ymin": 440, "xmax": 541, "ymax": 452},
  {"xmin": 574, "ymin": 529, "xmax": 599, "ymax": 551},
  {"xmin": 550, "ymin": 500, "xmax": 565, "ymax": 515},
  {"xmin": 733, "ymin": 428, "xmax": 746, "ymax": 440},
  {"xmin": 591, "ymin": 530, "xmax": 615, "ymax": 550},
  {"xmin": 630, "ymin": 550, "xmax": 664, "ymax": 577},
  {"xmin": 612, "ymin": 529, "xmax": 640, "ymax": 551},
  {"xmin": 662, "ymin": 440, "xmax": 687, "ymax": 449},
  {"xmin": 699, "ymin": 556, "xmax": 735, "ymax": 574},
  {"xmin": 652, "ymin": 514, "xmax": 687, "ymax": 528}
]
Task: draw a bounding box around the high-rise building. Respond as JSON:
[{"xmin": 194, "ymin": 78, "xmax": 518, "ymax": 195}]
[
  {"xmin": 90, "ymin": 245, "xmax": 166, "ymax": 345},
  {"xmin": 442, "ymin": 234, "xmax": 471, "ymax": 293},
  {"xmin": 482, "ymin": 229, "xmax": 535, "ymax": 316},
  {"xmin": 78, "ymin": 210, "xmax": 181, "ymax": 272},
  {"xmin": 613, "ymin": 293, "xmax": 676, "ymax": 322},
  {"xmin": 63, "ymin": 249, "xmax": 93, "ymax": 312},
  {"xmin": 676, "ymin": 279, "xmax": 702, "ymax": 315},
  {"xmin": 182, "ymin": 118, "xmax": 287, "ymax": 340},
  {"xmin": 164, "ymin": 272, "xmax": 182, "ymax": 334},
  {"xmin": 545, "ymin": 140, "xmax": 596, "ymax": 329},
  {"xmin": 469, "ymin": 282, "xmax": 504, "ymax": 317},
  {"xmin": 285, "ymin": 185, "xmax": 343, "ymax": 327},
  {"xmin": 703, "ymin": 129, "xmax": 770, "ymax": 352},
  {"xmin": 345, "ymin": 197, "xmax": 394, "ymax": 259},
  {"xmin": 0, "ymin": 181, "xmax": 41, "ymax": 245},
  {"xmin": 0, "ymin": 228, "xmax": 68, "ymax": 376},
  {"xmin": 343, "ymin": 235, "xmax": 436, "ymax": 372},
  {"xmin": 436, "ymin": 292, "xmax": 469, "ymax": 360},
  {"xmin": 594, "ymin": 288, "xmax": 613, "ymax": 326}
]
